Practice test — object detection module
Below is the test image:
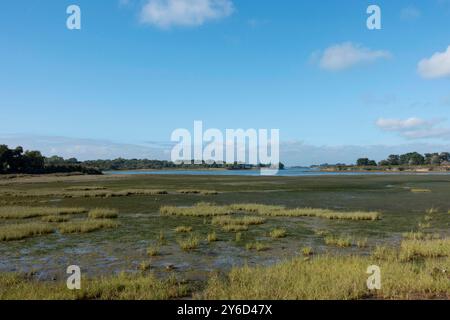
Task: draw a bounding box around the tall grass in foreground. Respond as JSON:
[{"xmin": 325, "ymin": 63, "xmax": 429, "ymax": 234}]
[
  {"xmin": 400, "ymin": 238, "xmax": 450, "ymax": 261},
  {"xmin": 0, "ymin": 206, "xmax": 86, "ymax": 219},
  {"xmin": 58, "ymin": 219, "xmax": 119, "ymax": 234},
  {"xmin": 201, "ymin": 255, "xmax": 450, "ymax": 300},
  {"xmin": 0, "ymin": 273, "xmax": 188, "ymax": 300},
  {"xmin": 88, "ymin": 208, "xmax": 118, "ymax": 219},
  {"xmin": 0, "ymin": 222, "xmax": 54, "ymax": 241}
]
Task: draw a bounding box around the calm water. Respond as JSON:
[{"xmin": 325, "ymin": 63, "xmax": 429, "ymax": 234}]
[{"xmin": 105, "ymin": 168, "xmax": 450, "ymax": 177}]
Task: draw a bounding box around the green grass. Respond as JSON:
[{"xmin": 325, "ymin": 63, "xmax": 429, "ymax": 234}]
[
  {"xmin": 88, "ymin": 208, "xmax": 119, "ymax": 219},
  {"xmin": 58, "ymin": 219, "xmax": 119, "ymax": 234},
  {"xmin": 160, "ymin": 202, "xmax": 233, "ymax": 217},
  {"xmin": 246, "ymin": 242, "xmax": 269, "ymax": 251},
  {"xmin": 355, "ymin": 238, "xmax": 368, "ymax": 248},
  {"xmin": 0, "ymin": 206, "xmax": 86, "ymax": 219},
  {"xmin": 418, "ymin": 222, "xmax": 431, "ymax": 229},
  {"xmin": 221, "ymin": 203, "xmax": 381, "ymax": 221},
  {"xmin": 222, "ymin": 224, "xmax": 249, "ymax": 232},
  {"xmin": 41, "ymin": 215, "xmax": 69, "ymax": 223},
  {"xmin": 147, "ymin": 245, "xmax": 160, "ymax": 257},
  {"xmin": 207, "ymin": 231, "xmax": 218, "ymax": 243},
  {"xmin": 301, "ymin": 247, "xmax": 313, "ymax": 256},
  {"xmin": 0, "ymin": 222, "xmax": 54, "ymax": 241},
  {"xmin": 324, "ymin": 235, "xmax": 352, "ymax": 247},
  {"xmin": 399, "ymin": 238, "xmax": 450, "ymax": 261},
  {"xmin": 138, "ymin": 261, "xmax": 152, "ymax": 271},
  {"xmin": 402, "ymin": 231, "xmax": 440, "ymax": 240},
  {"xmin": 1, "ymin": 173, "xmax": 450, "ymax": 300},
  {"xmin": 211, "ymin": 216, "xmax": 266, "ymax": 226},
  {"xmin": 64, "ymin": 186, "xmax": 107, "ymax": 191},
  {"xmin": 269, "ymin": 228, "xmax": 287, "ymax": 239},
  {"xmin": 411, "ymin": 188, "xmax": 432, "ymax": 193},
  {"xmin": 201, "ymin": 254, "xmax": 450, "ymax": 300},
  {"xmin": 178, "ymin": 235, "xmax": 200, "ymax": 251},
  {"xmin": 0, "ymin": 273, "xmax": 188, "ymax": 300},
  {"xmin": 174, "ymin": 226, "xmax": 192, "ymax": 233}
]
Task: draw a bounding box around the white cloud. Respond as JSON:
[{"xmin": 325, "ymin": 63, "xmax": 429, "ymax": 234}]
[
  {"xmin": 400, "ymin": 6, "xmax": 421, "ymax": 20},
  {"xmin": 376, "ymin": 117, "xmax": 450, "ymax": 140},
  {"xmin": 140, "ymin": 0, "xmax": 234, "ymax": 29},
  {"xmin": 418, "ymin": 46, "xmax": 450, "ymax": 79},
  {"xmin": 316, "ymin": 42, "xmax": 391, "ymax": 71},
  {"xmin": 376, "ymin": 117, "xmax": 434, "ymax": 131}
]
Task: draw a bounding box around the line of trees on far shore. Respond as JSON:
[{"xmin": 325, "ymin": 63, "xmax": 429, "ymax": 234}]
[
  {"xmin": 1, "ymin": 145, "xmax": 284, "ymax": 174},
  {"xmin": 356, "ymin": 152, "xmax": 450, "ymax": 167}
]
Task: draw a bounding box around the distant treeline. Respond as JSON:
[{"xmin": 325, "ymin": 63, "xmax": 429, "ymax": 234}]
[
  {"xmin": 0, "ymin": 145, "xmax": 101, "ymax": 175},
  {"xmin": 0, "ymin": 144, "xmax": 284, "ymax": 174},
  {"xmin": 356, "ymin": 152, "xmax": 450, "ymax": 167},
  {"xmin": 83, "ymin": 158, "xmax": 285, "ymax": 171}
]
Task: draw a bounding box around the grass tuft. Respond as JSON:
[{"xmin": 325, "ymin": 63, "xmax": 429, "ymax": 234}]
[
  {"xmin": 178, "ymin": 235, "xmax": 200, "ymax": 251},
  {"xmin": 269, "ymin": 228, "xmax": 287, "ymax": 239},
  {"xmin": 0, "ymin": 206, "xmax": 86, "ymax": 219},
  {"xmin": 88, "ymin": 208, "xmax": 118, "ymax": 219},
  {"xmin": 0, "ymin": 222, "xmax": 54, "ymax": 241},
  {"xmin": 175, "ymin": 226, "xmax": 192, "ymax": 233},
  {"xmin": 58, "ymin": 219, "xmax": 119, "ymax": 234}
]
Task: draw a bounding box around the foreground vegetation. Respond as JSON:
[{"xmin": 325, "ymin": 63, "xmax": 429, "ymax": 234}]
[
  {"xmin": 201, "ymin": 254, "xmax": 450, "ymax": 300},
  {"xmin": 0, "ymin": 273, "xmax": 188, "ymax": 300}
]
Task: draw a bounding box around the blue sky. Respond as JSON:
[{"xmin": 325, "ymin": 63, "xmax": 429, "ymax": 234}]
[{"xmin": 1, "ymin": 0, "xmax": 450, "ymax": 164}]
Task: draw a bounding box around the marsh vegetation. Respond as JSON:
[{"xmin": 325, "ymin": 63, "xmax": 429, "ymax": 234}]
[{"xmin": 0, "ymin": 173, "xmax": 449, "ymax": 300}]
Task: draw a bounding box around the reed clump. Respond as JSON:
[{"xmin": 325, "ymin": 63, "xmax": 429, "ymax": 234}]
[
  {"xmin": 160, "ymin": 203, "xmax": 233, "ymax": 217},
  {"xmin": 88, "ymin": 208, "xmax": 119, "ymax": 219},
  {"xmin": 58, "ymin": 219, "xmax": 119, "ymax": 234},
  {"xmin": 0, "ymin": 222, "xmax": 54, "ymax": 241}
]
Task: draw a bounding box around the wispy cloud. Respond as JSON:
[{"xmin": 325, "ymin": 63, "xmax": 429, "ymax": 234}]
[
  {"xmin": 418, "ymin": 45, "xmax": 450, "ymax": 79},
  {"xmin": 139, "ymin": 0, "xmax": 234, "ymax": 29},
  {"xmin": 314, "ymin": 42, "xmax": 391, "ymax": 71},
  {"xmin": 0, "ymin": 134, "xmax": 168, "ymax": 161},
  {"xmin": 376, "ymin": 117, "xmax": 450, "ymax": 140}
]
